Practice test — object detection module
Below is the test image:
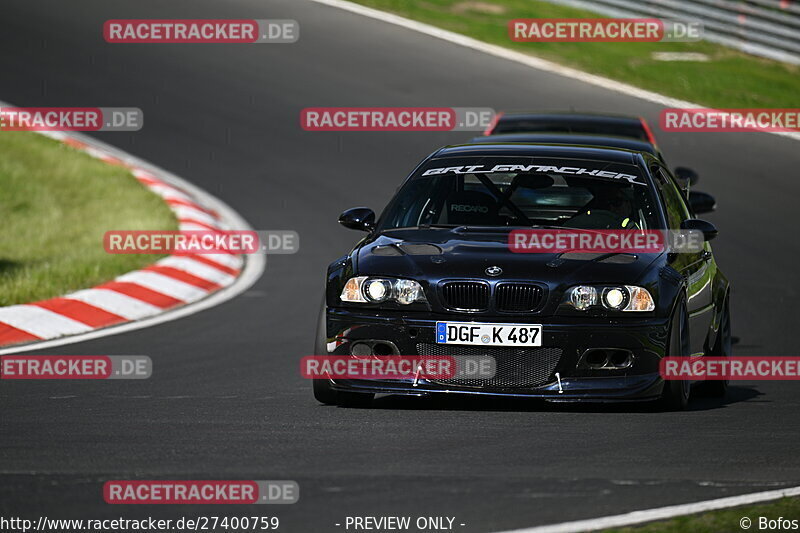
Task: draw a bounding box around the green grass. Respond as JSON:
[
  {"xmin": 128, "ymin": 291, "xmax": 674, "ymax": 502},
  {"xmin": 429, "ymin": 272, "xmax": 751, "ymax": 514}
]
[
  {"xmin": 0, "ymin": 131, "xmax": 178, "ymax": 306},
  {"xmin": 601, "ymin": 496, "xmax": 800, "ymax": 532},
  {"xmin": 351, "ymin": 0, "xmax": 799, "ymax": 108}
]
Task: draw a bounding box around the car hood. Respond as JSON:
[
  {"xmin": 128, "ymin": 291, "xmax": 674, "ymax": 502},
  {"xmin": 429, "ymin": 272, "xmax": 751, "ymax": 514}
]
[{"xmin": 354, "ymin": 228, "xmax": 661, "ymax": 286}]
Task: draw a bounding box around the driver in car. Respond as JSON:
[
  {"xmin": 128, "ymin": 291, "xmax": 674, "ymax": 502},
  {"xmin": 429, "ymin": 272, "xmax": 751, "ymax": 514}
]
[{"xmin": 565, "ymin": 187, "xmax": 637, "ymax": 229}]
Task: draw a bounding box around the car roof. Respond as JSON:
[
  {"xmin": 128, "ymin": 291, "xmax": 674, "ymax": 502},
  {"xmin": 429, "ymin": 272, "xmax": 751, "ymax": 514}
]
[
  {"xmin": 432, "ymin": 143, "xmax": 645, "ymax": 165},
  {"xmin": 495, "ymin": 112, "xmax": 642, "ymax": 124},
  {"xmin": 469, "ymin": 133, "xmax": 659, "ymax": 155},
  {"xmin": 490, "ymin": 112, "xmax": 651, "ymax": 141}
]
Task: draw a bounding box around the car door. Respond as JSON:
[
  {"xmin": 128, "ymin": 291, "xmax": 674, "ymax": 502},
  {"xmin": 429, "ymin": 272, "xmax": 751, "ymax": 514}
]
[{"xmin": 652, "ymin": 166, "xmax": 714, "ymax": 356}]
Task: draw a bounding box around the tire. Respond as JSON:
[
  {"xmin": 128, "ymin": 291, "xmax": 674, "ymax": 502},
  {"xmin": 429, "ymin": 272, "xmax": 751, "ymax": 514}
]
[
  {"xmin": 312, "ymin": 300, "xmax": 338, "ymax": 405},
  {"xmin": 311, "ymin": 301, "xmax": 374, "ymax": 407},
  {"xmin": 334, "ymin": 390, "xmax": 374, "ymax": 408},
  {"xmin": 657, "ymin": 299, "xmax": 692, "ymax": 411},
  {"xmin": 312, "ymin": 373, "xmax": 339, "ymax": 405},
  {"xmin": 704, "ymin": 295, "xmax": 731, "ymax": 397},
  {"xmin": 313, "ymin": 375, "xmax": 372, "ymax": 407}
]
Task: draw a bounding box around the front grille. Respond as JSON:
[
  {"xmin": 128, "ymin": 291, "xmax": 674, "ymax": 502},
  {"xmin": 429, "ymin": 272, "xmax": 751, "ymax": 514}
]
[
  {"xmin": 441, "ymin": 281, "xmax": 489, "ymax": 311},
  {"xmin": 496, "ymin": 283, "xmax": 544, "ymax": 312},
  {"xmin": 417, "ymin": 343, "xmax": 562, "ymax": 389}
]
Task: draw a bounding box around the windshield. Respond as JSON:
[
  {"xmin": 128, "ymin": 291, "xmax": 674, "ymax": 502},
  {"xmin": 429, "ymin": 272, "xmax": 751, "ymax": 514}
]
[{"xmin": 379, "ymin": 156, "xmax": 661, "ymax": 231}]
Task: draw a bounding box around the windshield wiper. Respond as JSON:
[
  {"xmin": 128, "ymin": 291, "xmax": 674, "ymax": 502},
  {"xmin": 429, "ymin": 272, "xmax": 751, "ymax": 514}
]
[{"xmin": 416, "ymin": 223, "xmax": 461, "ymax": 229}]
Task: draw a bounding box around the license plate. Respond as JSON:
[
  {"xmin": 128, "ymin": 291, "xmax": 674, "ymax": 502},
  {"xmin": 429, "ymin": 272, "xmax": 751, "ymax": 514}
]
[{"xmin": 436, "ymin": 322, "xmax": 542, "ymax": 347}]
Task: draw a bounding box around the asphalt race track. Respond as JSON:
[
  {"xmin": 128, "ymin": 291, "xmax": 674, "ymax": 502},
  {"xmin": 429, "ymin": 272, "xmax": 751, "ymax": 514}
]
[{"xmin": 1, "ymin": 0, "xmax": 799, "ymax": 531}]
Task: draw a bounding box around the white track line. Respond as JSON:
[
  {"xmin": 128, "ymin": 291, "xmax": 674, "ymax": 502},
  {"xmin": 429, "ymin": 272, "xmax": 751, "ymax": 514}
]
[
  {"xmin": 307, "ymin": 0, "xmax": 800, "ymax": 143},
  {"xmin": 494, "ymin": 485, "xmax": 800, "ymax": 533}
]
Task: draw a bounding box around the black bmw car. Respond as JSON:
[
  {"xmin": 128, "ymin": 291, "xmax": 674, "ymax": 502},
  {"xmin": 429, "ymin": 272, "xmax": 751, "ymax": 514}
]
[{"xmin": 314, "ymin": 143, "xmax": 731, "ymax": 410}]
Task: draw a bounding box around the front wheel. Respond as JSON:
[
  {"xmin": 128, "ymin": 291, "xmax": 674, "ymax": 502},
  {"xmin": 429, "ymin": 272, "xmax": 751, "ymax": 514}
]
[
  {"xmin": 704, "ymin": 295, "xmax": 732, "ymax": 397},
  {"xmin": 313, "ymin": 374, "xmax": 339, "ymax": 405},
  {"xmin": 311, "ymin": 303, "xmax": 374, "ymax": 407},
  {"xmin": 313, "ymin": 372, "xmax": 374, "ymax": 407},
  {"xmin": 312, "ymin": 302, "xmax": 339, "ymax": 405},
  {"xmin": 657, "ymin": 300, "xmax": 692, "ymax": 411}
]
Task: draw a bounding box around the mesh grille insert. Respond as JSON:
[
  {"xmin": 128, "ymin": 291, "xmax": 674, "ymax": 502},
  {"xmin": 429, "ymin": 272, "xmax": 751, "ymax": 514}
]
[{"xmin": 417, "ymin": 343, "xmax": 562, "ymax": 389}]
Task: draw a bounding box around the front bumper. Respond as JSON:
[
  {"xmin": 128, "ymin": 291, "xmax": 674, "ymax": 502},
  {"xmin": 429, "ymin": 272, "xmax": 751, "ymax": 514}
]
[{"xmin": 323, "ymin": 308, "xmax": 671, "ymax": 402}]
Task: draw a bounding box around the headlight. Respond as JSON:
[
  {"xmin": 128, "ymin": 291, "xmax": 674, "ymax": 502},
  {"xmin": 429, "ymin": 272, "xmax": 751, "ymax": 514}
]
[
  {"xmin": 602, "ymin": 287, "xmax": 627, "ymax": 309},
  {"xmin": 340, "ymin": 276, "xmax": 426, "ymax": 305},
  {"xmin": 394, "ymin": 279, "xmax": 424, "ymax": 305},
  {"xmin": 569, "ymin": 286, "xmax": 597, "ymax": 311},
  {"xmin": 364, "ymin": 278, "xmax": 392, "ymax": 302},
  {"xmin": 567, "ymin": 285, "xmax": 654, "ymax": 312}
]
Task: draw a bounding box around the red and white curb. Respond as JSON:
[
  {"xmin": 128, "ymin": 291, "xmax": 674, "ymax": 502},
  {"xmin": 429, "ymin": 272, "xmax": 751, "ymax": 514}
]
[{"xmin": 0, "ymin": 121, "xmax": 265, "ymax": 353}]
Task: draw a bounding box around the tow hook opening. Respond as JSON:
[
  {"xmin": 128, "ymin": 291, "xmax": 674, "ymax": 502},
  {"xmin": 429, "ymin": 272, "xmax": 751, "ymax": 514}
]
[
  {"xmin": 580, "ymin": 349, "xmax": 634, "ymax": 370},
  {"xmin": 348, "ymin": 340, "xmax": 400, "ymax": 357}
]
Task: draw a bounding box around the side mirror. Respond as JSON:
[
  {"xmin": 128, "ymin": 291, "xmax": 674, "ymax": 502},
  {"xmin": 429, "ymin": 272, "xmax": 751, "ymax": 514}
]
[
  {"xmin": 681, "ymin": 218, "xmax": 718, "ymax": 241},
  {"xmin": 674, "ymin": 167, "xmax": 699, "ymax": 186},
  {"xmin": 339, "ymin": 207, "xmax": 375, "ymax": 232},
  {"xmin": 688, "ymin": 191, "xmax": 716, "ymax": 214}
]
